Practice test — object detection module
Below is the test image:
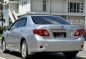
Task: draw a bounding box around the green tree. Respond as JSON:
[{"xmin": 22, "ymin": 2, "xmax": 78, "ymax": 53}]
[{"xmin": 0, "ymin": 0, "xmax": 3, "ymax": 3}]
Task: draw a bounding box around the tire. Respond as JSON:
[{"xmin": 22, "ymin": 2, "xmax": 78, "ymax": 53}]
[
  {"xmin": 63, "ymin": 51, "xmax": 78, "ymax": 59},
  {"xmin": 1, "ymin": 39, "xmax": 8, "ymax": 53},
  {"xmin": 21, "ymin": 40, "xmax": 28, "ymax": 59}
]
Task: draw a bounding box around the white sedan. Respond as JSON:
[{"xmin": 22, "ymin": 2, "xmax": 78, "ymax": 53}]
[{"xmin": 1, "ymin": 15, "xmax": 85, "ymax": 59}]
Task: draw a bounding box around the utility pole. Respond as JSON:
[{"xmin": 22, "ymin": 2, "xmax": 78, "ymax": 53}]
[{"xmin": 0, "ymin": 2, "xmax": 3, "ymax": 26}]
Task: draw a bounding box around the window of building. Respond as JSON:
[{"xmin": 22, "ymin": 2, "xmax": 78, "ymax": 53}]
[
  {"xmin": 22, "ymin": 0, "xmax": 27, "ymax": 7},
  {"xmin": 23, "ymin": 0, "xmax": 27, "ymax": 5},
  {"xmin": 43, "ymin": 0, "xmax": 47, "ymax": 11},
  {"xmin": 68, "ymin": 2, "xmax": 84, "ymax": 13},
  {"xmin": 22, "ymin": 0, "xmax": 24, "ymax": 7}
]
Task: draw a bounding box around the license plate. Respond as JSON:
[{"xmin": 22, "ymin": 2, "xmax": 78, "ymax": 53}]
[{"xmin": 53, "ymin": 32, "xmax": 66, "ymax": 38}]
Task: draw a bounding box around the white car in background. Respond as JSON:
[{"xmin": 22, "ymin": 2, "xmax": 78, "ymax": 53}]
[{"xmin": 1, "ymin": 15, "xmax": 85, "ymax": 59}]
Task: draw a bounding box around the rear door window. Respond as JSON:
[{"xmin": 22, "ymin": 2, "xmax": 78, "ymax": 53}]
[
  {"xmin": 11, "ymin": 20, "xmax": 20, "ymax": 29},
  {"xmin": 18, "ymin": 17, "xmax": 27, "ymax": 28}
]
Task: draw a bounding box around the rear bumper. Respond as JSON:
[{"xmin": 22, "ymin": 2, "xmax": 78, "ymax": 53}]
[{"xmin": 31, "ymin": 37, "xmax": 85, "ymax": 53}]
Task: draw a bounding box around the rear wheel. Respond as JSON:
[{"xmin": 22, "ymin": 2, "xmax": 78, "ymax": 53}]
[
  {"xmin": 21, "ymin": 40, "xmax": 29, "ymax": 59},
  {"xmin": 63, "ymin": 51, "xmax": 78, "ymax": 59}
]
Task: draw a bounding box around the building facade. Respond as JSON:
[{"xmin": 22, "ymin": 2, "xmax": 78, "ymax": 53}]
[{"xmin": 3, "ymin": 0, "xmax": 86, "ymax": 28}]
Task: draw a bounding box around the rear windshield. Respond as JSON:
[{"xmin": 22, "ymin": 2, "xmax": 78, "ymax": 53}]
[{"xmin": 32, "ymin": 16, "xmax": 70, "ymax": 25}]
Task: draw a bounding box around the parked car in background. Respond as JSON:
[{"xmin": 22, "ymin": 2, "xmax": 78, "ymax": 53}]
[{"xmin": 1, "ymin": 15, "xmax": 85, "ymax": 59}]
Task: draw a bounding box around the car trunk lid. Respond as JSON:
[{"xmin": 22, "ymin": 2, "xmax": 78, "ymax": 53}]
[{"xmin": 37, "ymin": 25, "xmax": 81, "ymax": 39}]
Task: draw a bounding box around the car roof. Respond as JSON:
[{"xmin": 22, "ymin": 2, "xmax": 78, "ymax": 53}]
[{"xmin": 20, "ymin": 15, "xmax": 60, "ymax": 18}]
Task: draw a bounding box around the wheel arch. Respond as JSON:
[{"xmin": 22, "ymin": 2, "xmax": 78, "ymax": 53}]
[
  {"xmin": 20, "ymin": 38, "xmax": 28, "ymax": 51},
  {"xmin": 1, "ymin": 37, "xmax": 4, "ymax": 44}
]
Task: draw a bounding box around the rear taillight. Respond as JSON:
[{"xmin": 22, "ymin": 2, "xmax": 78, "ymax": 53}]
[
  {"xmin": 74, "ymin": 29, "xmax": 84, "ymax": 36},
  {"xmin": 81, "ymin": 29, "xmax": 85, "ymax": 35},
  {"xmin": 33, "ymin": 29, "xmax": 50, "ymax": 36}
]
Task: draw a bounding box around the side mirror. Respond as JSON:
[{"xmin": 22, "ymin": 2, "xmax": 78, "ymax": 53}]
[
  {"xmin": 7, "ymin": 28, "xmax": 10, "ymax": 30},
  {"xmin": 4, "ymin": 26, "xmax": 10, "ymax": 31}
]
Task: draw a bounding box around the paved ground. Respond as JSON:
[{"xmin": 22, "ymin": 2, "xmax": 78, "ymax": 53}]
[{"xmin": 0, "ymin": 42, "xmax": 86, "ymax": 59}]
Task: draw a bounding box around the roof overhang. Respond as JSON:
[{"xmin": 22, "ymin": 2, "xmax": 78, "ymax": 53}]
[{"xmin": 4, "ymin": 0, "xmax": 18, "ymax": 5}]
